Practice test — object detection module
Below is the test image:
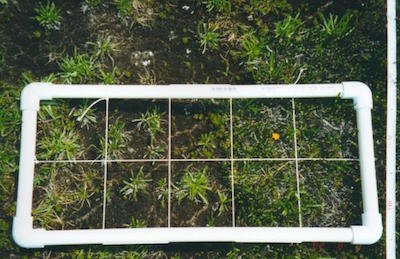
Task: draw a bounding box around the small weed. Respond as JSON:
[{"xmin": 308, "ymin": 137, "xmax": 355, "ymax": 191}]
[
  {"xmin": 34, "ymin": 2, "xmax": 61, "ymax": 31},
  {"xmin": 215, "ymin": 190, "xmax": 229, "ymax": 216},
  {"xmin": 240, "ymin": 32, "xmax": 264, "ymax": 62},
  {"xmin": 59, "ymin": 51, "xmax": 98, "ymax": 83},
  {"xmin": 196, "ymin": 133, "xmax": 217, "ymax": 158},
  {"xmin": 205, "ymin": 0, "xmax": 231, "ymax": 13},
  {"xmin": 74, "ymin": 182, "xmax": 95, "ymax": 209},
  {"xmin": 86, "ymin": 34, "xmax": 118, "ymax": 63},
  {"xmin": 274, "ymin": 13, "xmax": 303, "ymax": 40},
  {"xmin": 318, "ymin": 13, "xmax": 354, "ymax": 39},
  {"xmin": 144, "ymin": 144, "xmax": 166, "ymax": 159},
  {"xmin": 114, "ymin": 0, "xmax": 133, "ymax": 18},
  {"xmin": 175, "ymin": 166, "xmax": 211, "ymax": 205},
  {"xmin": 155, "ymin": 178, "xmax": 168, "ymax": 208},
  {"xmin": 126, "ymin": 217, "xmax": 147, "ymax": 228},
  {"xmin": 100, "ymin": 68, "xmax": 119, "ymax": 84},
  {"xmin": 38, "ymin": 128, "xmax": 82, "ymax": 160},
  {"xmin": 114, "ymin": 0, "xmax": 154, "ymax": 26},
  {"xmin": 71, "ymin": 101, "xmax": 99, "ymax": 129},
  {"xmin": 132, "ymin": 109, "xmax": 166, "ymax": 145},
  {"xmin": 120, "ymin": 167, "xmax": 152, "ymax": 201},
  {"xmin": 102, "ymin": 119, "xmax": 131, "ymax": 159},
  {"xmin": 198, "ymin": 22, "xmax": 220, "ymax": 54}
]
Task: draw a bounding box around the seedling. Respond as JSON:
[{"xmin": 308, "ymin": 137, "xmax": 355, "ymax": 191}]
[
  {"xmin": 274, "ymin": 13, "xmax": 303, "ymax": 40},
  {"xmin": 38, "ymin": 127, "xmax": 82, "ymax": 160},
  {"xmin": 205, "ymin": 0, "xmax": 231, "ymax": 13},
  {"xmin": 114, "ymin": 0, "xmax": 133, "ymax": 18},
  {"xmin": 102, "ymin": 119, "xmax": 131, "ymax": 159},
  {"xmin": 175, "ymin": 166, "xmax": 212, "ymax": 205},
  {"xmin": 198, "ymin": 22, "xmax": 220, "ymax": 54},
  {"xmin": 86, "ymin": 34, "xmax": 119, "ymax": 64},
  {"xmin": 196, "ymin": 133, "xmax": 217, "ymax": 158},
  {"xmin": 216, "ymin": 190, "xmax": 229, "ymax": 216},
  {"xmin": 318, "ymin": 13, "xmax": 354, "ymax": 39},
  {"xmin": 125, "ymin": 217, "xmax": 147, "ymax": 228},
  {"xmin": 71, "ymin": 101, "xmax": 98, "ymax": 129},
  {"xmin": 34, "ymin": 2, "xmax": 61, "ymax": 31},
  {"xmin": 120, "ymin": 167, "xmax": 152, "ymax": 201},
  {"xmin": 155, "ymin": 178, "xmax": 168, "ymax": 208},
  {"xmin": 59, "ymin": 52, "xmax": 98, "ymax": 83},
  {"xmin": 132, "ymin": 109, "xmax": 166, "ymax": 145},
  {"xmin": 240, "ymin": 33, "xmax": 264, "ymax": 62}
]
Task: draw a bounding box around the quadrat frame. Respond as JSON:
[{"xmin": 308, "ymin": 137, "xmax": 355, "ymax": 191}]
[{"xmin": 14, "ymin": 82, "xmax": 382, "ymax": 248}]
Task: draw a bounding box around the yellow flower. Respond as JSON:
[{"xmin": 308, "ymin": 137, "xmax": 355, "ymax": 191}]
[{"xmin": 272, "ymin": 133, "xmax": 280, "ymax": 141}]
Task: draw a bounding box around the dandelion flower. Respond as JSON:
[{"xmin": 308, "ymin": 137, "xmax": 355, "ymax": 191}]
[{"xmin": 272, "ymin": 133, "xmax": 280, "ymax": 141}]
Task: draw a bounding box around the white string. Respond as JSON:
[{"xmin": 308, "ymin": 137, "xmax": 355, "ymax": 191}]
[
  {"xmin": 292, "ymin": 98, "xmax": 302, "ymax": 227},
  {"xmin": 102, "ymin": 98, "xmax": 109, "ymax": 229},
  {"xmin": 36, "ymin": 93, "xmax": 360, "ymax": 230},
  {"xmin": 35, "ymin": 157, "xmax": 359, "ymax": 164},
  {"xmin": 168, "ymin": 98, "xmax": 172, "ymax": 228},
  {"xmin": 294, "ymin": 68, "xmax": 306, "ymax": 85},
  {"xmin": 229, "ymin": 98, "xmax": 235, "ymax": 227},
  {"xmin": 76, "ymin": 98, "xmax": 106, "ymax": 122}
]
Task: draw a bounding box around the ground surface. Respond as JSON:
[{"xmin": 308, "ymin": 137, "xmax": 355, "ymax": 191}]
[{"xmin": 0, "ymin": 0, "xmax": 399, "ymax": 258}]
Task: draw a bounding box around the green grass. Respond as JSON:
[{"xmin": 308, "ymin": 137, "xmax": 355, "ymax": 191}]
[
  {"xmin": 175, "ymin": 166, "xmax": 212, "ymax": 205},
  {"xmin": 59, "ymin": 52, "xmax": 99, "ymax": 83},
  {"xmin": 34, "ymin": 1, "xmax": 62, "ymax": 31},
  {"xmin": 120, "ymin": 166, "xmax": 152, "ymax": 201},
  {"xmin": 198, "ymin": 22, "xmax": 221, "ymax": 54}
]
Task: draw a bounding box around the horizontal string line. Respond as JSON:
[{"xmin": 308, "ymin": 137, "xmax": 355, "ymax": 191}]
[{"xmin": 35, "ymin": 157, "xmax": 360, "ymax": 163}]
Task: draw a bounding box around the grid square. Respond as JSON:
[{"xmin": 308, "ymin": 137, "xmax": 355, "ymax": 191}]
[
  {"xmin": 171, "ymin": 162, "xmax": 232, "ymax": 227},
  {"xmin": 234, "ymin": 161, "xmax": 299, "ymax": 227},
  {"xmin": 108, "ymin": 99, "xmax": 169, "ymax": 160},
  {"xmin": 233, "ymin": 99, "xmax": 294, "ymax": 158},
  {"xmin": 32, "ymin": 162, "xmax": 104, "ymax": 230},
  {"xmin": 295, "ymin": 99, "xmax": 358, "ymax": 158},
  {"xmin": 105, "ymin": 162, "xmax": 168, "ymax": 228},
  {"xmin": 36, "ymin": 99, "xmax": 105, "ymax": 161},
  {"xmin": 299, "ymin": 161, "xmax": 362, "ymax": 227},
  {"xmin": 171, "ymin": 99, "xmax": 230, "ymax": 159}
]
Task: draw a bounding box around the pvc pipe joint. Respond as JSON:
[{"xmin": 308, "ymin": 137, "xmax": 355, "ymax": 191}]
[
  {"xmin": 351, "ymin": 213, "xmax": 383, "ymax": 244},
  {"xmin": 20, "ymin": 82, "xmax": 53, "ymax": 111},
  {"xmin": 341, "ymin": 81, "xmax": 373, "ymax": 109}
]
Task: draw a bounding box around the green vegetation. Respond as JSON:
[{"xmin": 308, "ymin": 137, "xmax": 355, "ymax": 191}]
[
  {"xmin": 34, "ymin": 2, "xmax": 61, "ymax": 31},
  {"xmin": 0, "ymin": 0, "xmax": 394, "ymax": 257},
  {"xmin": 198, "ymin": 22, "xmax": 221, "ymax": 54},
  {"xmin": 37, "ymin": 127, "xmax": 82, "ymax": 160},
  {"xmin": 120, "ymin": 167, "xmax": 152, "ymax": 201},
  {"xmin": 175, "ymin": 166, "xmax": 212, "ymax": 205},
  {"xmin": 319, "ymin": 13, "xmax": 354, "ymax": 39},
  {"xmin": 59, "ymin": 52, "xmax": 98, "ymax": 83},
  {"xmin": 103, "ymin": 119, "xmax": 131, "ymax": 159}
]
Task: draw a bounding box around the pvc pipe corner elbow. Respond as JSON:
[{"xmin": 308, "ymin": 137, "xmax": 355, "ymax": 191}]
[
  {"xmin": 21, "ymin": 82, "xmax": 53, "ymax": 111},
  {"xmin": 351, "ymin": 213, "xmax": 383, "ymax": 244},
  {"xmin": 341, "ymin": 82, "xmax": 373, "ymax": 109},
  {"xmin": 13, "ymin": 216, "xmax": 45, "ymax": 248}
]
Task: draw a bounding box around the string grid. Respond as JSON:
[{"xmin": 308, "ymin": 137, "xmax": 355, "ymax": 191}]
[{"xmin": 34, "ymin": 97, "xmax": 359, "ymax": 228}]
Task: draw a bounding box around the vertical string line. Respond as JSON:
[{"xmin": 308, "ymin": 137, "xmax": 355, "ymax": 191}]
[
  {"xmin": 168, "ymin": 98, "xmax": 172, "ymax": 228},
  {"xmin": 230, "ymin": 98, "xmax": 235, "ymax": 227},
  {"xmin": 292, "ymin": 98, "xmax": 302, "ymax": 227},
  {"xmin": 102, "ymin": 98, "xmax": 109, "ymax": 229}
]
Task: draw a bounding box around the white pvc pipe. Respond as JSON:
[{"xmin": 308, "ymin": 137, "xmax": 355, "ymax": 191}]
[
  {"xmin": 13, "ymin": 82, "xmax": 382, "ymax": 248},
  {"xmin": 17, "ymin": 227, "xmax": 354, "ymax": 247},
  {"xmin": 386, "ymin": 0, "xmax": 397, "ymax": 257}
]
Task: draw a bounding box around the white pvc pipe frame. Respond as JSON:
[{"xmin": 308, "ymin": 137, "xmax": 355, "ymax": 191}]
[{"xmin": 14, "ymin": 82, "xmax": 382, "ymax": 248}]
